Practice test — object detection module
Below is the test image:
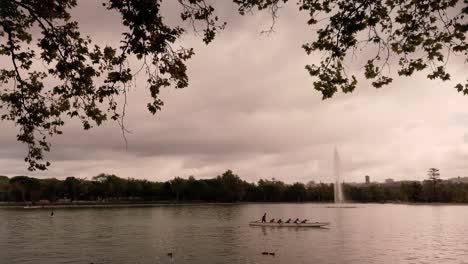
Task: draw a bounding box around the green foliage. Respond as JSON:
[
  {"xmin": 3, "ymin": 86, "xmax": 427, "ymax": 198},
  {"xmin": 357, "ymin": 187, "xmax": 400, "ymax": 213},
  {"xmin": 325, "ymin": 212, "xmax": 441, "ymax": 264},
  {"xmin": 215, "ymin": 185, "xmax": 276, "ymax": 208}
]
[
  {"xmin": 0, "ymin": 1, "xmax": 467, "ymax": 170},
  {"xmin": 8, "ymin": 175, "xmax": 41, "ymax": 202},
  {"xmin": 0, "ymin": 170, "xmax": 331, "ymax": 203},
  {"xmin": 237, "ymin": 0, "xmax": 467, "ymax": 98},
  {"xmin": 344, "ymin": 180, "xmax": 468, "ymax": 203},
  {"xmin": 0, "ymin": 0, "xmax": 223, "ymax": 170},
  {"xmin": 284, "ymin": 182, "xmax": 306, "ymax": 201},
  {"xmin": 428, "ymin": 168, "xmax": 441, "ymax": 181},
  {"xmin": 0, "ymin": 171, "xmax": 467, "ymax": 203},
  {"xmin": 427, "ymin": 168, "xmax": 442, "ymax": 201}
]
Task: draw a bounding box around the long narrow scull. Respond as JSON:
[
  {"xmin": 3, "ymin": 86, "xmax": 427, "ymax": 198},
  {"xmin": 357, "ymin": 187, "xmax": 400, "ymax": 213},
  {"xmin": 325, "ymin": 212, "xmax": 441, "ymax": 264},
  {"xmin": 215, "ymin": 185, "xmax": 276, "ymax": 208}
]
[{"xmin": 249, "ymin": 221, "xmax": 330, "ymax": 227}]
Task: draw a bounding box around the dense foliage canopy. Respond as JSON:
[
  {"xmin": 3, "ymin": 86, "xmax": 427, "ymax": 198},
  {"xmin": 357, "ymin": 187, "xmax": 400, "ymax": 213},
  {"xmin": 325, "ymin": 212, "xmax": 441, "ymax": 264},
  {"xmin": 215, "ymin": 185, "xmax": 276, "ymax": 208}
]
[
  {"xmin": 1, "ymin": 170, "xmax": 467, "ymax": 203},
  {"xmin": 0, "ymin": 0, "xmax": 467, "ymax": 170}
]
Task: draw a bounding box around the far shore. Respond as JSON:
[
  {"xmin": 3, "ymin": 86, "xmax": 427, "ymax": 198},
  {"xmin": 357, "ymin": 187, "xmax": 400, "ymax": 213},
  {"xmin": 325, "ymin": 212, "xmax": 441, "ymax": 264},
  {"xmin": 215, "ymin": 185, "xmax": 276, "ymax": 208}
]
[
  {"xmin": 0, "ymin": 200, "xmax": 467, "ymax": 209},
  {"xmin": 0, "ymin": 201, "xmax": 241, "ymax": 209}
]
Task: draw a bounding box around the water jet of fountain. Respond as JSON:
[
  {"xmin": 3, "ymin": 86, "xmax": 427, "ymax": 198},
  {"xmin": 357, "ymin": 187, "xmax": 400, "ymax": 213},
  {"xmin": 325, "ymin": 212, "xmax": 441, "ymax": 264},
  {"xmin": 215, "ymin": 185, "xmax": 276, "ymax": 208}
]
[{"xmin": 334, "ymin": 148, "xmax": 345, "ymax": 203}]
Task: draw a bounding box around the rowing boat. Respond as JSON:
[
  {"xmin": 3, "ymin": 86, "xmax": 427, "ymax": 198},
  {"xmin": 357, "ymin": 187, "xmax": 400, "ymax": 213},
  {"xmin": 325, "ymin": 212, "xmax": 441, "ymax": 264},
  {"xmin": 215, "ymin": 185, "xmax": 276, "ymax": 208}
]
[{"xmin": 249, "ymin": 221, "xmax": 330, "ymax": 228}]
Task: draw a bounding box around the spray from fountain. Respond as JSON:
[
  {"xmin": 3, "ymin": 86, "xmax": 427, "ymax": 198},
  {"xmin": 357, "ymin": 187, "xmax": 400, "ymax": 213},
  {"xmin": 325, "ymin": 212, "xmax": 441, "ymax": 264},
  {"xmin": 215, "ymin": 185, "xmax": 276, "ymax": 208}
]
[{"xmin": 334, "ymin": 147, "xmax": 345, "ymax": 203}]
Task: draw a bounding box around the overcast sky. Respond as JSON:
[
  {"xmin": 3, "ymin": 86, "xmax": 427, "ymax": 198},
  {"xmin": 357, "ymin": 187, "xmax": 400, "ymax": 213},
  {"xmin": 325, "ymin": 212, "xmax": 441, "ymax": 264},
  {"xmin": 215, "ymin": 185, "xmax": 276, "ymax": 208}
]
[{"xmin": 0, "ymin": 1, "xmax": 467, "ymax": 183}]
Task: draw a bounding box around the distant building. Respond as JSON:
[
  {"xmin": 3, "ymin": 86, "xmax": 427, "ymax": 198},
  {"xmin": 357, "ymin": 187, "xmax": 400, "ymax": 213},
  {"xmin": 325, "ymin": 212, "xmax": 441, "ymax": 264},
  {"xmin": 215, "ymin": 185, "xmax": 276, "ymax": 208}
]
[
  {"xmin": 385, "ymin": 178, "xmax": 395, "ymax": 184},
  {"xmin": 365, "ymin": 175, "xmax": 370, "ymax": 184},
  {"xmin": 447, "ymin": 176, "xmax": 468, "ymax": 183}
]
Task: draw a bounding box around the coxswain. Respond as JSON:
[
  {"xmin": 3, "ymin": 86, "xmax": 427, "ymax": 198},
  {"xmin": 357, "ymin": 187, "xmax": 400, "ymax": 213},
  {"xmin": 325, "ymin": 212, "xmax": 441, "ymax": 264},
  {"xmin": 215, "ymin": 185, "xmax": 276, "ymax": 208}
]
[{"xmin": 261, "ymin": 213, "xmax": 267, "ymax": 223}]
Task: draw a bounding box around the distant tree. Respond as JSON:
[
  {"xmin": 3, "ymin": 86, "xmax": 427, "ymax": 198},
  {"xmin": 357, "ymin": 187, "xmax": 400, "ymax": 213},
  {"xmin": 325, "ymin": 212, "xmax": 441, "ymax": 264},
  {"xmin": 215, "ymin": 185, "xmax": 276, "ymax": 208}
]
[
  {"xmin": 126, "ymin": 178, "xmax": 143, "ymax": 198},
  {"xmin": 185, "ymin": 176, "xmax": 209, "ymax": 201},
  {"xmin": 0, "ymin": 172, "xmax": 467, "ymax": 203},
  {"xmin": 170, "ymin": 177, "xmax": 187, "ymax": 202},
  {"xmin": 428, "ymin": 168, "xmax": 441, "ymax": 182},
  {"xmin": 0, "ymin": 176, "xmax": 10, "ymax": 201},
  {"xmin": 217, "ymin": 170, "xmax": 247, "ymax": 202},
  {"xmin": 284, "ymin": 182, "xmax": 306, "ymax": 202},
  {"xmin": 427, "ymin": 168, "xmax": 441, "ymax": 201},
  {"xmin": 0, "ymin": 175, "xmax": 8, "ymax": 183},
  {"xmin": 400, "ymin": 182, "xmax": 423, "ymax": 202},
  {"xmin": 9, "ymin": 176, "xmax": 40, "ymax": 202},
  {"xmin": 305, "ymin": 183, "xmax": 333, "ymax": 202},
  {"xmin": 40, "ymin": 178, "xmax": 62, "ymax": 202},
  {"xmin": 1, "ymin": 0, "xmax": 466, "ymax": 170},
  {"xmin": 257, "ymin": 179, "xmax": 286, "ymax": 201},
  {"xmin": 92, "ymin": 174, "xmax": 126, "ymax": 199},
  {"xmin": 9, "ymin": 177, "xmax": 26, "ymax": 202},
  {"xmin": 162, "ymin": 181, "xmax": 173, "ymax": 198},
  {"xmin": 64, "ymin": 176, "xmax": 80, "ymax": 201}
]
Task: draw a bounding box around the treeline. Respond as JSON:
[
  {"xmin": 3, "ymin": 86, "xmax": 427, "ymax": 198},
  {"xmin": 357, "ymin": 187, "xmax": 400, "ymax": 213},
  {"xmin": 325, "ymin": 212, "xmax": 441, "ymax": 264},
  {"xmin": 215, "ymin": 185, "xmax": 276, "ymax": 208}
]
[
  {"xmin": 346, "ymin": 181, "xmax": 468, "ymax": 203},
  {"xmin": 0, "ymin": 170, "xmax": 467, "ymax": 203},
  {"xmin": 0, "ymin": 170, "xmax": 333, "ymax": 203}
]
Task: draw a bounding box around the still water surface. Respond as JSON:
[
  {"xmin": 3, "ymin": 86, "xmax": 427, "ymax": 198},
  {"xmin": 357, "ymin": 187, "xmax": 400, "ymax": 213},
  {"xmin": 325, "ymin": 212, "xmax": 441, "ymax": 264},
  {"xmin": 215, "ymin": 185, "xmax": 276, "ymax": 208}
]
[{"xmin": 1, "ymin": 203, "xmax": 467, "ymax": 264}]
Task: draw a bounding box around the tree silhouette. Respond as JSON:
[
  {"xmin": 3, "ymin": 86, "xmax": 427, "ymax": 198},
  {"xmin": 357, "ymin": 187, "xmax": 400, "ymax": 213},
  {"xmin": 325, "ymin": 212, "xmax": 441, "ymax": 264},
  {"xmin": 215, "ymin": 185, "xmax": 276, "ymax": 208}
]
[
  {"xmin": 0, "ymin": 171, "xmax": 468, "ymax": 203},
  {"xmin": 170, "ymin": 177, "xmax": 186, "ymax": 202},
  {"xmin": 427, "ymin": 168, "xmax": 441, "ymax": 201},
  {"xmin": 0, "ymin": 0, "xmax": 467, "ymax": 170},
  {"xmin": 236, "ymin": 0, "xmax": 468, "ymax": 98}
]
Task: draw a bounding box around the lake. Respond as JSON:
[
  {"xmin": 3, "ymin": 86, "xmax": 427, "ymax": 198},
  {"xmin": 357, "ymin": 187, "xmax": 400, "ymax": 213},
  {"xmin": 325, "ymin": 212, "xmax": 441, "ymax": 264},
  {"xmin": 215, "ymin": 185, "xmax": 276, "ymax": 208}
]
[{"xmin": 1, "ymin": 203, "xmax": 467, "ymax": 264}]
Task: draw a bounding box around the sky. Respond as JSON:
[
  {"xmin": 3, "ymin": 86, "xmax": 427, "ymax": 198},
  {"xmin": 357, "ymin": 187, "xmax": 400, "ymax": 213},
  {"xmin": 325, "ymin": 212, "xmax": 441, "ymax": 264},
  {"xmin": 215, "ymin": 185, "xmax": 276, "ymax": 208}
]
[{"xmin": 0, "ymin": 1, "xmax": 467, "ymax": 183}]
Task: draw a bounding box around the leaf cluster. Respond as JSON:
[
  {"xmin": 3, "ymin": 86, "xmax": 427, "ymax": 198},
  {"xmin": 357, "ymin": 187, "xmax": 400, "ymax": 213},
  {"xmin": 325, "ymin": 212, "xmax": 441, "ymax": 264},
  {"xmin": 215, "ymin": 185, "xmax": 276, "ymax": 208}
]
[
  {"xmin": 1, "ymin": 0, "xmax": 466, "ymax": 170},
  {"xmin": 0, "ymin": 0, "xmax": 224, "ymax": 170}
]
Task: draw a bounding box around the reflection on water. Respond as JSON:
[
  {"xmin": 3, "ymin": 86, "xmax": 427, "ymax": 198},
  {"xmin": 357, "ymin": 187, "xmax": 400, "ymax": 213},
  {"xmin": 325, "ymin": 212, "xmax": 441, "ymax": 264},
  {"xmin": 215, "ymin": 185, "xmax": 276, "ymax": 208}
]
[{"xmin": 0, "ymin": 204, "xmax": 467, "ymax": 264}]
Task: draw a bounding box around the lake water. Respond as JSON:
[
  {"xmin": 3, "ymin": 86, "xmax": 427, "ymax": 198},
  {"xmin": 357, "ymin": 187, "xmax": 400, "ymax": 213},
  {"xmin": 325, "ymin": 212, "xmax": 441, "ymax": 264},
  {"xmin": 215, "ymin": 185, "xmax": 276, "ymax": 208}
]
[{"xmin": 0, "ymin": 203, "xmax": 467, "ymax": 264}]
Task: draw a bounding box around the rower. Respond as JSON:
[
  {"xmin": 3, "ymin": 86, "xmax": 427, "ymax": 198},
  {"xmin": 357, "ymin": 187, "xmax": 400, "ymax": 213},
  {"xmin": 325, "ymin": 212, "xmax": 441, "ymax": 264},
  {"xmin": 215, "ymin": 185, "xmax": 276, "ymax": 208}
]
[
  {"xmin": 293, "ymin": 218, "xmax": 299, "ymax": 224},
  {"xmin": 285, "ymin": 218, "xmax": 292, "ymax": 223},
  {"xmin": 277, "ymin": 219, "xmax": 282, "ymax": 224},
  {"xmin": 261, "ymin": 213, "xmax": 267, "ymax": 223},
  {"xmin": 269, "ymin": 218, "xmax": 276, "ymax": 223},
  {"xmin": 300, "ymin": 219, "xmax": 308, "ymax": 223}
]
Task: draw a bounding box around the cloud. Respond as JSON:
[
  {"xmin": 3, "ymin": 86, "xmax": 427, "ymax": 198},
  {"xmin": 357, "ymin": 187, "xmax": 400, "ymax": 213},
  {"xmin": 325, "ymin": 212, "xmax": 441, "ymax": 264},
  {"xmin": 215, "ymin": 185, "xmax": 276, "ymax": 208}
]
[{"xmin": 1, "ymin": 1, "xmax": 467, "ymax": 183}]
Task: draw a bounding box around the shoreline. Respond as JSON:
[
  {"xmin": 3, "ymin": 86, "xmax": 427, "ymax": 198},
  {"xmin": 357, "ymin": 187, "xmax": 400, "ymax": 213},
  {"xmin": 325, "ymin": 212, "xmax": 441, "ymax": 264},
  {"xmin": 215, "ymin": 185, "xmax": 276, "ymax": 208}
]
[
  {"xmin": 0, "ymin": 201, "xmax": 242, "ymax": 209},
  {"xmin": 1, "ymin": 201, "xmax": 467, "ymax": 209}
]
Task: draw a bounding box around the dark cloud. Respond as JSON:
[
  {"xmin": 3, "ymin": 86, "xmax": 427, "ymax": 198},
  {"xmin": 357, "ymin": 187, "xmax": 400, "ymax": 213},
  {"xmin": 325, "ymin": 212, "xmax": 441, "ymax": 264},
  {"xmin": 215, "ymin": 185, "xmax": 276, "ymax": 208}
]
[{"xmin": 1, "ymin": 1, "xmax": 467, "ymax": 182}]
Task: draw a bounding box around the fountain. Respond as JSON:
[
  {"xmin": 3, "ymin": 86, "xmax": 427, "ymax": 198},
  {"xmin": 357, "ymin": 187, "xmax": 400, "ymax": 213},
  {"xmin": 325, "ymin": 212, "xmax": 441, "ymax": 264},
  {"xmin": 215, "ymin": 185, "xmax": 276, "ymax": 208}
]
[
  {"xmin": 326, "ymin": 148, "xmax": 358, "ymax": 209},
  {"xmin": 333, "ymin": 147, "xmax": 345, "ymax": 203}
]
